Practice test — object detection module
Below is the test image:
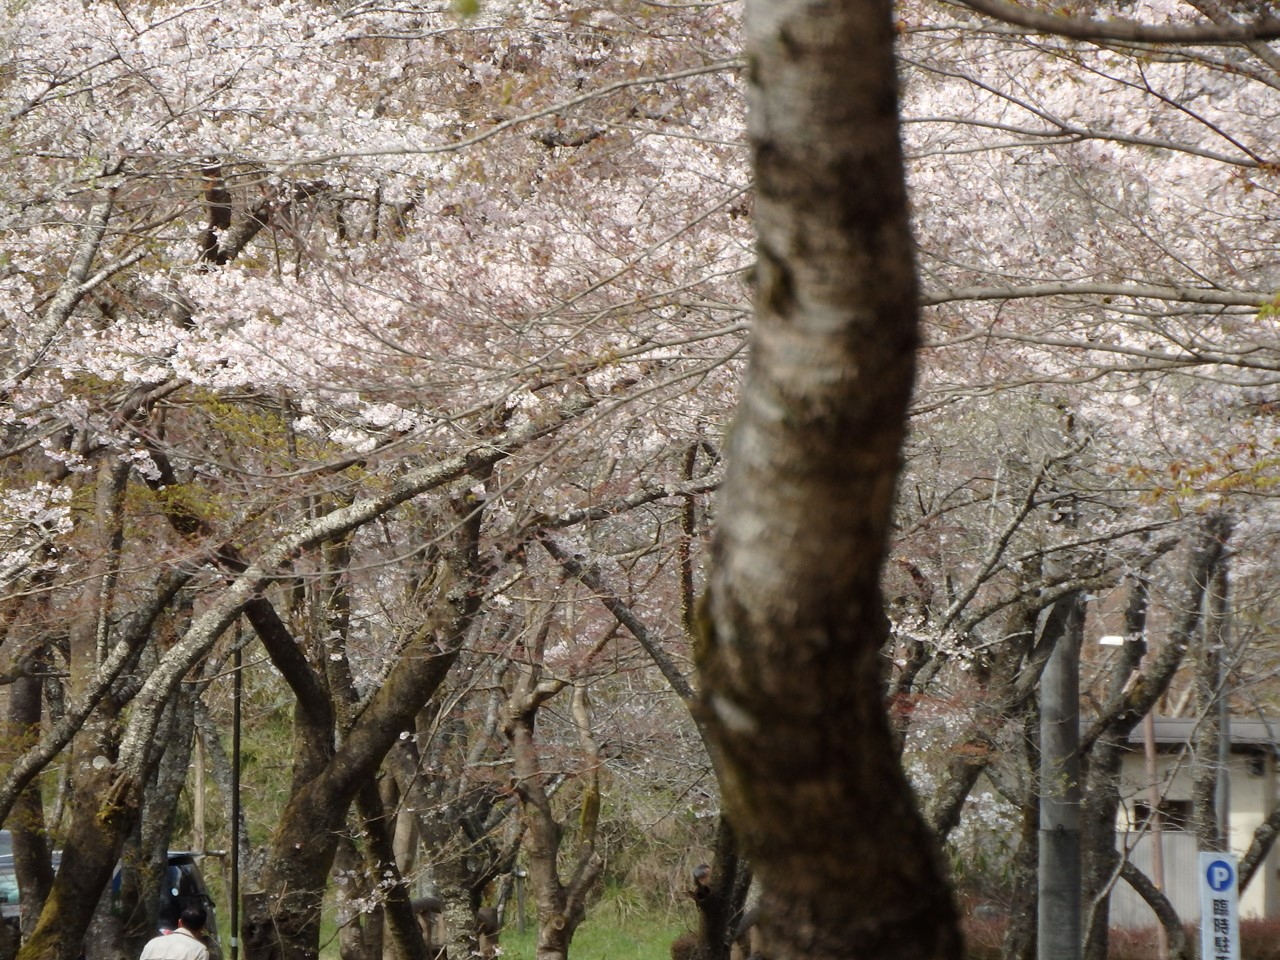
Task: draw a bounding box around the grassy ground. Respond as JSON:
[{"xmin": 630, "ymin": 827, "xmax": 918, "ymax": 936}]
[
  {"xmin": 496, "ymin": 914, "xmax": 685, "ymax": 960},
  {"xmin": 314, "ymin": 907, "xmax": 685, "ymax": 960}
]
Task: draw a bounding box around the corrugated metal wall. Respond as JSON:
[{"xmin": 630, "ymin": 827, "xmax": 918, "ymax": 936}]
[{"xmin": 1109, "ymin": 831, "xmax": 1200, "ymax": 929}]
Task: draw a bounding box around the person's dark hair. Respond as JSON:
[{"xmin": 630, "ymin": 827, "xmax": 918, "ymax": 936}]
[{"xmin": 179, "ymin": 904, "xmax": 207, "ymax": 932}]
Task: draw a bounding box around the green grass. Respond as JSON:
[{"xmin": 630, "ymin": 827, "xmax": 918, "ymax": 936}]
[
  {"xmin": 497, "ymin": 913, "xmax": 685, "ymax": 960},
  {"xmin": 314, "ymin": 904, "xmax": 685, "ymax": 960}
]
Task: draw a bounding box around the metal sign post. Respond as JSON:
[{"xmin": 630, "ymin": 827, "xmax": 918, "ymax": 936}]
[{"xmin": 1199, "ymin": 852, "xmax": 1240, "ymax": 960}]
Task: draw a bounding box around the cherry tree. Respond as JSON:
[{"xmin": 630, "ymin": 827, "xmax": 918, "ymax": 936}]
[
  {"xmin": 1, "ymin": 0, "xmax": 747, "ymax": 958},
  {"xmin": 881, "ymin": 1, "xmax": 1280, "ymax": 956},
  {"xmin": 5, "ymin": 2, "xmax": 1280, "ymax": 960}
]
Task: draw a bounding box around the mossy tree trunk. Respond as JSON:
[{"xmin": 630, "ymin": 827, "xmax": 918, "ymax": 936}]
[
  {"xmin": 18, "ymin": 767, "xmax": 142, "ymax": 960},
  {"xmin": 18, "ymin": 460, "xmax": 142, "ymax": 960},
  {"xmin": 242, "ymin": 495, "xmax": 485, "ymax": 960},
  {"xmin": 239, "ymin": 631, "xmax": 470, "ymax": 960}
]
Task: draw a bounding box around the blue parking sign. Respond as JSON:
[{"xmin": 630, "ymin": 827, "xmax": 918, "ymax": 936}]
[
  {"xmin": 1207, "ymin": 859, "xmax": 1235, "ymax": 893},
  {"xmin": 1200, "ymin": 852, "xmax": 1239, "ymax": 960}
]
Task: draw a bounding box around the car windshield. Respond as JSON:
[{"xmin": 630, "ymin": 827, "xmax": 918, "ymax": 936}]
[
  {"xmin": 0, "ymin": 856, "xmax": 19, "ymax": 907},
  {"xmin": 156, "ymin": 857, "xmax": 217, "ymax": 937}
]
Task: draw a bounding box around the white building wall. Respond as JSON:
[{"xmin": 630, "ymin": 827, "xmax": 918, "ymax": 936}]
[
  {"xmin": 1109, "ymin": 831, "xmax": 1198, "ymax": 929},
  {"xmin": 1112, "ymin": 749, "xmax": 1279, "ymax": 928}
]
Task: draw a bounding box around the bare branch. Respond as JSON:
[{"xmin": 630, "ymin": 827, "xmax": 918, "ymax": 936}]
[
  {"xmin": 537, "ymin": 533, "xmax": 695, "ymax": 703},
  {"xmin": 279, "ymin": 60, "xmax": 743, "ymax": 168},
  {"xmin": 2, "ymin": 177, "xmax": 125, "ymax": 392},
  {"xmin": 117, "ymin": 393, "xmax": 596, "ymax": 780},
  {"xmin": 922, "ymin": 280, "xmax": 1274, "ymax": 309},
  {"xmin": 953, "ymin": 0, "xmax": 1280, "ymax": 44}
]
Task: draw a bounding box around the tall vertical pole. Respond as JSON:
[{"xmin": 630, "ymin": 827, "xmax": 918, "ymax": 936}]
[
  {"xmin": 1218, "ymin": 695, "xmax": 1231, "ymax": 850},
  {"xmin": 195, "ymin": 739, "xmax": 207, "ymax": 854},
  {"xmin": 1142, "ymin": 712, "xmax": 1169, "ymax": 960},
  {"xmin": 231, "ymin": 638, "xmax": 242, "ymax": 960},
  {"xmin": 1212, "ymin": 563, "xmax": 1231, "ymax": 851}
]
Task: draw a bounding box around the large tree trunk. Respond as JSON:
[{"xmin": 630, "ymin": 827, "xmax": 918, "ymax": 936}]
[
  {"xmin": 1038, "ymin": 591, "xmax": 1083, "ymax": 960},
  {"xmin": 1193, "ymin": 558, "xmax": 1230, "ymax": 854},
  {"xmin": 19, "ymin": 460, "xmax": 140, "ymax": 960},
  {"xmin": 240, "ymin": 633, "xmax": 468, "ymax": 960},
  {"xmin": 7, "ymin": 654, "xmax": 54, "ymax": 941},
  {"xmin": 694, "ymin": 0, "xmax": 960, "ymax": 957},
  {"xmin": 18, "ymin": 769, "xmax": 142, "ymax": 960},
  {"xmin": 242, "ymin": 497, "xmax": 484, "ymax": 960}
]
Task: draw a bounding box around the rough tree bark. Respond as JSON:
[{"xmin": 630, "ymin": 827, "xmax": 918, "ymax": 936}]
[
  {"xmin": 502, "ymin": 657, "xmax": 603, "ymax": 960},
  {"xmin": 18, "ymin": 460, "xmax": 144, "ymax": 960},
  {"xmin": 1038, "ymin": 590, "xmax": 1084, "ymax": 960},
  {"xmin": 694, "ymin": 0, "xmax": 961, "ymax": 957},
  {"xmin": 6, "ymin": 650, "xmax": 54, "ymax": 941},
  {"xmin": 1193, "ymin": 558, "xmax": 1230, "ymax": 854},
  {"xmin": 241, "ymin": 495, "xmax": 484, "ymax": 960}
]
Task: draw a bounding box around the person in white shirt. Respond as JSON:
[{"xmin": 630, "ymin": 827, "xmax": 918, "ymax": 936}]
[{"xmin": 139, "ymin": 905, "xmax": 210, "ymax": 960}]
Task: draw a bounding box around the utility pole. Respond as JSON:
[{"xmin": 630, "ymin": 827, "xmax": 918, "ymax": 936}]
[
  {"xmin": 1142, "ymin": 712, "xmax": 1169, "ymax": 960},
  {"xmin": 1212, "ymin": 561, "xmax": 1231, "ymax": 851},
  {"xmin": 231, "ymin": 636, "xmax": 242, "ymax": 960}
]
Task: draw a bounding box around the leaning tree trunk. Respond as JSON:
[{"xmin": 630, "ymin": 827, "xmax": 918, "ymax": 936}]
[
  {"xmin": 694, "ymin": 0, "xmax": 961, "ymax": 957},
  {"xmin": 354, "ymin": 779, "xmax": 426, "ymax": 960},
  {"xmin": 242, "ymin": 496, "xmax": 484, "ymax": 960},
  {"xmin": 240, "ymin": 626, "xmax": 470, "ymax": 960},
  {"xmin": 1118, "ymin": 864, "xmax": 1190, "ymax": 960},
  {"xmin": 503, "ymin": 680, "xmax": 603, "ymax": 960}
]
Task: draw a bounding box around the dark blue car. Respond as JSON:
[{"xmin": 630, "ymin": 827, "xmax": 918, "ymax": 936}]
[{"xmin": 0, "ymin": 831, "xmax": 217, "ymax": 945}]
